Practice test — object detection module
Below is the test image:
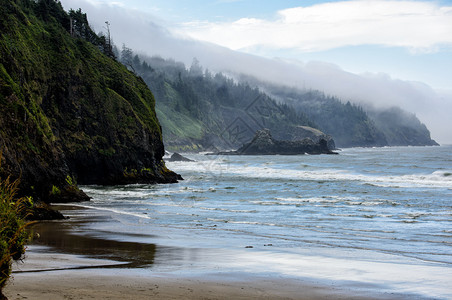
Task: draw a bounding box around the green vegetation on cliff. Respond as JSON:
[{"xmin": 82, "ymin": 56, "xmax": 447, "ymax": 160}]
[
  {"xmin": 0, "ymin": 0, "xmax": 179, "ymax": 203},
  {"xmin": 0, "ymin": 170, "xmax": 31, "ymax": 298}
]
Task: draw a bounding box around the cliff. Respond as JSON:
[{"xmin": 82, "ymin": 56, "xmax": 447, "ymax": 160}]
[
  {"xmin": 0, "ymin": 0, "xmax": 180, "ymax": 204},
  {"xmin": 368, "ymin": 107, "xmax": 438, "ymax": 146}
]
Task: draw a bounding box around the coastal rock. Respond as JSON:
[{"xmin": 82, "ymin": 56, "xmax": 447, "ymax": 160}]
[
  {"xmin": 167, "ymin": 153, "xmax": 195, "ymax": 162},
  {"xmin": 211, "ymin": 129, "xmax": 337, "ymax": 155},
  {"xmin": 288, "ymin": 126, "xmax": 336, "ymax": 150},
  {"xmin": 236, "ymin": 129, "xmax": 337, "ymax": 155},
  {"xmin": 27, "ymin": 202, "xmax": 66, "ymax": 221}
]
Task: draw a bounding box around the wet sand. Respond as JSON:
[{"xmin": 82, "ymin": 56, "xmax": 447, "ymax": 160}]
[
  {"xmin": 3, "ymin": 206, "xmax": 422, "ymax": 299},
  {"xmin": 5, "ymin": 267, "xmax": 388, "ymax": 300},
  {"xmin": 5, "ymin": 260, "xmax": 408, "ymax": 300}
]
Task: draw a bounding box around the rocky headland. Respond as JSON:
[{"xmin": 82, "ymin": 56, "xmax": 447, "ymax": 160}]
[{"xmin": 0, "ymin": 1, "xmax": 180, "ymax": 211}]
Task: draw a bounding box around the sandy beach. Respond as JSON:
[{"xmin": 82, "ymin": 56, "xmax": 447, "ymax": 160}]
[
  {"xmin": 2, "ymin": 204, "xmax": 441, "ymax": 299},
  {"xmin": 5, "ymin": 267, "xmax": 398, "ymax": 300},
  {"xmin": 5, "ymin": 250, "xmax": 413, "ymax": 300}
]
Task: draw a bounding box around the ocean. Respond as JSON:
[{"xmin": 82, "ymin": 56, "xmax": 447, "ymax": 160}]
[{"xmin": 59, "ymin": 146, "xmax": 451, "ymax": 298}]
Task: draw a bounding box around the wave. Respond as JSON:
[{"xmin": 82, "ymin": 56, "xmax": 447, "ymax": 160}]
[
  {"xmin": 199, "ymin": 207, "xmax": 258, "ymax": 213},
  {"xmin": 168, "ymin": 161, "xmax": 452, "ymax": 189},
  {"xmin": 81, "ymin": 186, "xmax": 156, "ymax": 198}
]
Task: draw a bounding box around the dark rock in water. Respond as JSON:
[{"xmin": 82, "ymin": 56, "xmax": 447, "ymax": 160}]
[
  {"xmin": 27, "ymin": 202, "xmax": 66, "ymax": 221},
  {"xmin": 212, "ymin": 129, "xmax": 337, "ymax": 155},
  {"xmin": 167, "ymin": 153, "xmax": 195, "ymax": 162}
]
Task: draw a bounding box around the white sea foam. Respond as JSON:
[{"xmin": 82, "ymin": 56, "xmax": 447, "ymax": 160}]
[
  {"xmin": 199, "ymin": 207, "xmax": 258, "ymax": 213},
  {"xmin": 59, "ymin": 203, "xmax": 153, "ymax": 220},
  {"xmin": 169, "ymin": 160, "xmax": 452, "ymax": 189},
  {"xmin": 81, "ymin": 187, "xmax": 154, "ymax": 198}
]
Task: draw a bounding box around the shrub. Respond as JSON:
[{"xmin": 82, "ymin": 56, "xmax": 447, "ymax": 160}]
[{"xmin": 0, "ymin": 163, "xmax": 32, "ymax": 297}]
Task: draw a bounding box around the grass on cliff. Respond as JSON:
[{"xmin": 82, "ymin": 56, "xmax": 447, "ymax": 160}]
[{"xmin": 0, "ymin": 162, "xmax": 32, "ymax": 297}]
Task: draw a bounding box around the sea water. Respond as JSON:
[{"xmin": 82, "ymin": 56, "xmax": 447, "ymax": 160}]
[{"xmin": 73, "ymin": 146, "xmax": 451, "ymax": 298}]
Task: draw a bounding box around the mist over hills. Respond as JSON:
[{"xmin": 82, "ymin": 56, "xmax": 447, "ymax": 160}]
[
  {"xmin": 236, "ymin": 74, "xmax": 438, "ymax": 147},
  {"xmin": 118, "ymin": 51, "xmax": 437, "ymax": 150},
  {"xmin": 75, "ymin": 0, "xmax": 439, "ymax": 150},
  {"xmin": 126, "ymin": 54, "xmax": 317, "ymax": 151},
  {"xmin": 58, "ymin": 0, "xmax": 451, "ymax": 145}
]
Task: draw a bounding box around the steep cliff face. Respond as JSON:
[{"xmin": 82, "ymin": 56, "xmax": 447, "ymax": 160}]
[
  {"xmin": 0, "ymin": 0, "xmax": 180, "ymax": 203},
  {"xmin": 368, "ymin": 107, "xmax": 438, "ymax": 146}
]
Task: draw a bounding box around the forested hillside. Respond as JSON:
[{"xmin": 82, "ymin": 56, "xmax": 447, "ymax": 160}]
[
  {"xmin": 119, "ymin": 49, "xmax": 437, "ymax": 149},
  {"xmin": 120, "ymin": 52, "xmax": 320, "ymax": 151},
  {"xmin": 257, "ymin": 82, "xmax": 438, "ymax": 147},
  {"xmin": 263, "ymin": 87, "xmax": 388, "ymax": 147}
]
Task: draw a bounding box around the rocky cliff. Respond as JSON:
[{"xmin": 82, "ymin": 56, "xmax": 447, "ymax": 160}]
[
  {"xmin": 0, "ymin": 0, "xmax": 180, "ymax": 204},
  {"xmin": 368, "ymin": 107, "xmax": 438, "ymax": 146}
]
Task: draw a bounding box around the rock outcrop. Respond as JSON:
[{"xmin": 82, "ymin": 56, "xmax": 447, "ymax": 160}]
[
  {"xmin": 213, "ymin": 129, "xmax": 337, "ymax": 155},
  {"xmin": 276, "ymin": 126, "xmax": 336, "ymax": 150},
  {"xmin": 167, "ymin": 153, "xmax": 195, "ymax": 162}
]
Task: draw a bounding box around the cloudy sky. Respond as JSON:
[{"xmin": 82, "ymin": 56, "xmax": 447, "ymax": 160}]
[
  {"xmin": 62, "ymin": 0, "xmax": 452, "ymax": 90},
  {"xmin": 60, "ymin": 0, "xmax": 452, "ymax": 143}
]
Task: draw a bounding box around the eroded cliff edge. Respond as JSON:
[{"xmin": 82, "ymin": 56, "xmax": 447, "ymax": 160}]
[{"xmin": 0, "ymin": 0, "xmax": 180, "ymax": 207}]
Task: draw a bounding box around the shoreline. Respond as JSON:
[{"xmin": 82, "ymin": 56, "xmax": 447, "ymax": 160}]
[
  {"xmin": 4, "ymin": 205, "xmax": 432, "ymax": 299},
  {"xmin": 5, "ymin": 268, "xmax": 404, "ymax": 300}
]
